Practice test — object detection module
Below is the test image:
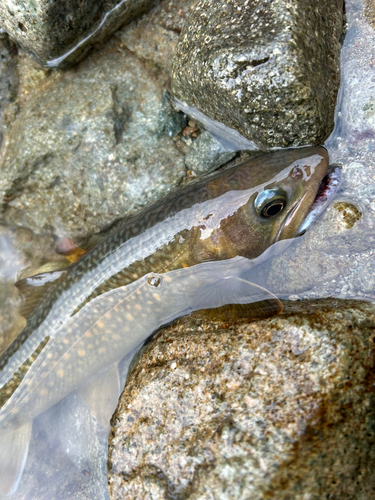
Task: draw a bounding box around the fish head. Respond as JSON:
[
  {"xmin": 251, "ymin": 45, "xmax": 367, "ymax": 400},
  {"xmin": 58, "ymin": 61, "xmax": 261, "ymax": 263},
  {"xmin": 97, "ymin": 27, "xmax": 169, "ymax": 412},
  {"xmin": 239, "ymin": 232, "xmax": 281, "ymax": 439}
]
[
  {"xmin": 251, "ymin": 146, "xmax": 333, "ymax": 242},
  {"xmin": 211, "ymin": 146, "xmax": 341, "ymax": 260}
]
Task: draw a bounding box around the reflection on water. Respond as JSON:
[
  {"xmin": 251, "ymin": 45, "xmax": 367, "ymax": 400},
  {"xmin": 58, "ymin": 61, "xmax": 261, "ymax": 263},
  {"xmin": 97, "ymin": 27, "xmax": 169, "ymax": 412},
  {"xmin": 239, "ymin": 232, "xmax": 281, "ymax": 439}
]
[{"xmin": 0, "ymin": 0, "xmax": 375, "ymax": 498}]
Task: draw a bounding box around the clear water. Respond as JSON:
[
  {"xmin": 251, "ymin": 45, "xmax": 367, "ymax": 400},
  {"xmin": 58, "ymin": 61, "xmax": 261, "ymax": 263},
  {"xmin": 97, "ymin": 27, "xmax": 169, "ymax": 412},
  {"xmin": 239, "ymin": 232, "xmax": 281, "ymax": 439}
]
[{"xmin": 0, "ymin": 0, "xmax": 374, "ymax": 498}]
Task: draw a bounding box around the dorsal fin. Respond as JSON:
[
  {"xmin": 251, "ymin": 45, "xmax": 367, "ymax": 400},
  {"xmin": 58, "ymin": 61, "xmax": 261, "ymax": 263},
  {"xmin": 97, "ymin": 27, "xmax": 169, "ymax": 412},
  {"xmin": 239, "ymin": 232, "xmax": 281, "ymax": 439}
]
[{"xmin": 15, "ymin": 269, "xmax": 67, "ymax": 319}]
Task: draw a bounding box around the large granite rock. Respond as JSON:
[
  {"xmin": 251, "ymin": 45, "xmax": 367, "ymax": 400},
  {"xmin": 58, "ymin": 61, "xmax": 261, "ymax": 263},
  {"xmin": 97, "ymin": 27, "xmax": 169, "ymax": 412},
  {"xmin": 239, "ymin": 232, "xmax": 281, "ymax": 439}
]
[
  {"xmin": 0, "ymin": 0, "xmax": 157, "ymax": 67},
  {"xmin": 109, "ymin": 300, "xmax": 375, "ymax": 500},
  {"xmin": 171, "ymin": 0, "xmax": 344, "ymax": 149},
  {"xmin": 0, "ymin": 38, "xmax": 187, "ymax": 239}
]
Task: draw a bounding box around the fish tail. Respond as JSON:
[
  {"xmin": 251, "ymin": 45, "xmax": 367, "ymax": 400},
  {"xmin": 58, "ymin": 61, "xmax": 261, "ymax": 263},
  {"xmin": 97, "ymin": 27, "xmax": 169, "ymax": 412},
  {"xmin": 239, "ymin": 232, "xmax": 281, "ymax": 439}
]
[{"xmin": 0, "ymin": 421, "xmax": 32, "ymax": 496}]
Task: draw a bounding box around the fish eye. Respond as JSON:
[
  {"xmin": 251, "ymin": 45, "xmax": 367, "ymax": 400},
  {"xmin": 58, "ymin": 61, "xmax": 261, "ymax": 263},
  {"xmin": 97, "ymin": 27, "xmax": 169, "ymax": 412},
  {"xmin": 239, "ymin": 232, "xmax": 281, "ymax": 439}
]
[{"xmin": 254, "ymin": 188, "xmax": 287, "ymax": 219}]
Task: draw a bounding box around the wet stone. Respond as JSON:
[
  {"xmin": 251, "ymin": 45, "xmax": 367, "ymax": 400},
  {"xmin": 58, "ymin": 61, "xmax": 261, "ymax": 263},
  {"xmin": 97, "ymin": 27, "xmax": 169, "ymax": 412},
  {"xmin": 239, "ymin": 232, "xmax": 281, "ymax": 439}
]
[
  {"xmin": 109, "ymin": 300, "xmax": 375, "ymax": 500},
  {"xmin": 255, "ymin": 195, "xmax": 374, "ymax": 301},
  {"xmin": 0, "ymin": 0, "xmax": 157, "ymax": 67},
  {"xmin": 171, "ymin": 0, "xmax": 344, "ymax": 149},
  {"xmin": 157, "ymin": 90, "xmax": 188, "ymax": 138},
  {"xmin": 0, "ymin": 43, "xmax": 186, "ymax": 239},
  {"xmin": 184, "ymin": 130, "xmax": 236, "ymax": 175},
  {"xmin": 114, "ymin": 0, "xmax": 197, "ymax": 73},
  {"xmin": 365, "ymin": 0, "xmax": 375, "ymax": 28},
  {"xmin": 0, "ymin": 35, "xmax": 18, "ymax": 148}
]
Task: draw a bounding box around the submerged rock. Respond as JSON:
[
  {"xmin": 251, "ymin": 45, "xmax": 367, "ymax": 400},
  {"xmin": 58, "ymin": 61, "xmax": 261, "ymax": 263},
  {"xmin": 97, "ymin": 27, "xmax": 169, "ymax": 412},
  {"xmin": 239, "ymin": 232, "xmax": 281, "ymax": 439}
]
[
  {"xmin": 0, "ymin": 35, "xmax": 18, "ymax": 148},
  {"xmin": 0, "ymin": 0, "xmax": 157, "ymax": 67},
  {"xmin": 0, "ymin": 41, "xmax": 186, "ymax": 239},
  {"xmin": 184, "ymin": 130, "xmax": 236, "ymax": 175},
  {"xmin": 114, "ymin": 0, "xmax": 196, "ymax": 72},
  {"xmin": 109, "ymin": 300, "xmax": 375, "ymax": 500},
  {"xmin": 157, "ymin": 90, "xmax": 188, "ymax": 138},
  {"xmin": 171, "ymin": 0, "xmax": 344, "ymax": 149}
]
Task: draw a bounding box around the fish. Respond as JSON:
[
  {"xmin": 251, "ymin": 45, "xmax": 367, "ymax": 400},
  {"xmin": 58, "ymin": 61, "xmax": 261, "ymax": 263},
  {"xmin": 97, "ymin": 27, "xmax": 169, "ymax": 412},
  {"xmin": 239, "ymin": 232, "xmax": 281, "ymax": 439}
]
[{"xmin": 0, "ymin": 146, "xmax": 341, "ymax": 496}]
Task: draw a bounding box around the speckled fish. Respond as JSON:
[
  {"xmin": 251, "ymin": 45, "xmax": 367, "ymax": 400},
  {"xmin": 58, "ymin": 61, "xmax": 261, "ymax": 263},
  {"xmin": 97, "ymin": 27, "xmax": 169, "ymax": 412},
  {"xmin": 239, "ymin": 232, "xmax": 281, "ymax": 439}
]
[{"xmin": 0, "ymin": 146, "xmax": 341, "ymax": 496}]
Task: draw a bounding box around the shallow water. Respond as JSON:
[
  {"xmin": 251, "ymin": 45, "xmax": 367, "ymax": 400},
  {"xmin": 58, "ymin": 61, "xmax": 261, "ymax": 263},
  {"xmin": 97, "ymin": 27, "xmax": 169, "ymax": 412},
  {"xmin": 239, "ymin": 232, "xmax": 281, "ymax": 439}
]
[{"xmin": 0, "ymin": 0, "xmax": 374, "ymax": 498}]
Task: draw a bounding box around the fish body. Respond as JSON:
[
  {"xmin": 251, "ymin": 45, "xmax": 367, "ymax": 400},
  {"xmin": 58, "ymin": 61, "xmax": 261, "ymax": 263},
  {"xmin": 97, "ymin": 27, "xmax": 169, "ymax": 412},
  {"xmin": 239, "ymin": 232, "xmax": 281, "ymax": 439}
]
[{"xmin": 0, "ymin": 146, "xmax": 340, "ymax": 495}]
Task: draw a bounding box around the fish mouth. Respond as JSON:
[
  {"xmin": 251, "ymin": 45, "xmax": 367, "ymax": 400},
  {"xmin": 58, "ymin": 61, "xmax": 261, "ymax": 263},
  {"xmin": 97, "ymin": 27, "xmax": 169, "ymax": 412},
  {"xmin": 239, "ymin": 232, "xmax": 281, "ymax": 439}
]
[{"xmin": 296, "ymin": 164, "xmax": 342, "ymax": 236}]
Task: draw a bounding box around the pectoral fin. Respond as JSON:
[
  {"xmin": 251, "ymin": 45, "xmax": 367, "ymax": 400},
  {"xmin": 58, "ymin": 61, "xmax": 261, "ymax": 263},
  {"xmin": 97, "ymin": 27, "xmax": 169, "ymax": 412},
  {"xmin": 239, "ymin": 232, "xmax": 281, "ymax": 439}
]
[
  {"xmin": 0, "ymin": 421, "xmax": 32, "ymax": 496},
  {"xmin": 78, "ymin": 364, "xmax": 120, "ymax": 430},
  {"xmin": 55, "ymin": 237, "xmax": 88, "ymax": 263},
  {"xmin": 56, "ymin": 218, "xmax": 124, "ymax": 259},
  {"xmin": 15, "ymin": 269, "xmax": 67, "ymax": 319},
  {"xmin": 190, "ymin": 277, "xmax": 283, "ymax": 321}
]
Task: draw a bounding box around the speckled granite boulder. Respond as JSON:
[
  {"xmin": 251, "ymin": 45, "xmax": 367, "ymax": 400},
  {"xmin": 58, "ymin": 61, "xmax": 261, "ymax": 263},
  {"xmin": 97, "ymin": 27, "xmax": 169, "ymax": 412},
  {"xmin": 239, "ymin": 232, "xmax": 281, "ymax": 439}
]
[
  {"xmin": 171, "ymin": 0, "xmax": 344, "ymax": 149},
  {"xmin": 0, "ymin": 0, "xmax": 157, "ymax": 67},
  {"xmin": 108, "ymin": 300, "xmax": 375, "ymax": 500}
]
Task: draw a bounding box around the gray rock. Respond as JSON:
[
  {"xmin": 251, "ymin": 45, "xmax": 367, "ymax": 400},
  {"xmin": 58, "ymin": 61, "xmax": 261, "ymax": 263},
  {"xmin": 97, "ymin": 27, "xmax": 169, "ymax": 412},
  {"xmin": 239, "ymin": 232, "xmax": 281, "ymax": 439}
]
[
  {"xmin": 114, "ymin": 0, "xmax": 197, "ymax": 73},
  {"xmin": 185, "ymin": 130, "xmax": 236, "ymax": 175},
  {"xmin": 365, "ymin": 0, "xmax": 375, "ymax": 28},
  {"xmin": 0, "ymin": 0, "xmax": 157, "ymax": 67},
  {"xmin": 0, "ymin": 35, "xmax": 18, "ymax": 148},
  {"xmin": 171, "ymin": 0, "xmax": 344, "ymax": 149},
  {"xmin": 109, "ymin": 300, "xmax": 375, "ymax": 500},
  {"xmin": 0, "ymin": 42, "xmax": 186, "ymax": 239},
  {"xmin": 157, "ymin": 90, "xmax": 187, "ymax": 138}
]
